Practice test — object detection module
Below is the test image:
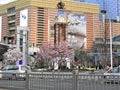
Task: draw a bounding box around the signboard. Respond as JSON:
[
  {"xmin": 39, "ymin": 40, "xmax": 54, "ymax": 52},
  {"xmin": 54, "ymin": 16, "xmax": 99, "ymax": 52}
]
[
  {"xmin": 49, "ymin": 9, "xmax": 87, "ymax": 49},
  {"xmin": 67, "ymin": 14, "xmax": 86, "ymax": 49},
  {"xmin": 20, "ymin": 9, "xmax": 28, "ymax": 26}
]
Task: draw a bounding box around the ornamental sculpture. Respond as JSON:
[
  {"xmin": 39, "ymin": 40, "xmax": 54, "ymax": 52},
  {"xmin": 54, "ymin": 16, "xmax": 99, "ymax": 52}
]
[{"xmin": 57, "ymin": 1, "xmax": 65, "ymax": 9}]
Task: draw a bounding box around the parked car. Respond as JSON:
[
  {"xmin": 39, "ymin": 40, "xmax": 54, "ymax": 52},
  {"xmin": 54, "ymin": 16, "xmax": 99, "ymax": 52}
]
[
  {"xmin": 0, "ymin": 65, "xmax": 31, "ymax": 80},
  {"xmin": 103, "ymin": 66, "xmax": 120, "ymax": 83}
]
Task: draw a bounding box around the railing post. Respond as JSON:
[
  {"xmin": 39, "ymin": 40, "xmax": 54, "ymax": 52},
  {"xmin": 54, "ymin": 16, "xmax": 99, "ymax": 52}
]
[
  {"xmin": 25, "ymin": 70, "xmax": 29, "ymax": 90},
  {"xmin": 72, "ymin": 71, "xmax": 78, "ymax": 90}
]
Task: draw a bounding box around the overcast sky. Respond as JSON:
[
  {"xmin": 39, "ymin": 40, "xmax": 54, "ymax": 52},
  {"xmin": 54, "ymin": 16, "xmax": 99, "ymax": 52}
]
[{"xmin": 0, "ymin": 0, "xmax": 15, "ymax": 4}]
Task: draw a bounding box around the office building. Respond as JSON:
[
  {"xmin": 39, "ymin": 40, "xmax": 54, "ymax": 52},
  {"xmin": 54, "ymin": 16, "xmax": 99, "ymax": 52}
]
[
  {"xmin": 0, "ymin": 0, "xmax": 120, "ymax": 53},
  {"xmin": 0, "ymin": 0, "xmax": 100, "ymax": 53},
  {"xmin": 75, "ymin": 0, "xmax": 120, "ymax": 21}
]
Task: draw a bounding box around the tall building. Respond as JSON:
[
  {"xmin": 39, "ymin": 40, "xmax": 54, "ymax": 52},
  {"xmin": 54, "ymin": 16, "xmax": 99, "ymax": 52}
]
[
  {"xmin": 75, "ymin": 0, "xmax": 120, "ymax": 66},
  {"xmin": 0, "ymin": 0, "xmax": 120, "ymax": 52},
  {"xmin": 0, "ymin": 0, "xmax": 100, "ymax": 54},
  {"xmin": 75, "ymin": 0, "xmax": 120, "ymax": 21},
  {"xmin": 1, "ymin": 0, "xmax": 120, "ymax": 67}
]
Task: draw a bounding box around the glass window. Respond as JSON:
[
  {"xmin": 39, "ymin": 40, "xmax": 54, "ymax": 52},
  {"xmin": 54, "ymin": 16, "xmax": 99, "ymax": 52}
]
[
  {"xmin": 8, "ymin": 22, "xmax": 15, "ymax": 27},
  {"xmin": 9, "ymin": 30, "xmax": 15, "ymax": 35},
  {"xmin": 8, "ymin": 15, "xmax": 15, "ymax": 21},
  {"xmin": 108, "ymin": 67, "xmax": 118, "ymax": 73},
  {"xmin": 2, "ymin": 65, "xmax": 19, "ymax": 70},
  {"xmin": 50, "ymin": 26, "xmax": 54, "ymax": 30},
  {"xmin": 118, "ymin": 67, "xmax": 120, "ymax": 73},
  {"xmin": 7, "ymin": 7, "xmax": 15, "ymax": 14},
  {"xmin": 20, "ymin": 38, "xmax": 23, "ymax": 45},
  {"xmin": 72, "ymin": 35, "xmax": 75, "ymax": 38},
  {"xmin": 50, "ymin": 33, "xmax": 54, "ymax": 38},
  {"xmin": 68, "ymin": 35, "xmax": 70, "ymax": 39},
  {"xmin": 7, "ymin": 65, "xmax": 19, "ymax": 70},
  {"xmin": 21, "ymin": 66, "xmax": 30, "ymax": 71},
  {"xmin": 1, "ymin": 66, "xmax": 7, "ymax": 71}
]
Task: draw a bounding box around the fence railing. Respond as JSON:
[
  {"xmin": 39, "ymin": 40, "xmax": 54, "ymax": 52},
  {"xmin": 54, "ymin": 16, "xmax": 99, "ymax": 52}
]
[{"xmin": 0, "ymin": 71, "xmax": 120, "ymax": 90}]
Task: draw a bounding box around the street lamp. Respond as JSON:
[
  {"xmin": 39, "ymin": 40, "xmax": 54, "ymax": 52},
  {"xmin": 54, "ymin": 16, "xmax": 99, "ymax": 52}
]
[
  {"xmin": 109, "ymin": 16, "xmax": 113, "ymax": 69},
  {"xmin": 101, "ymin": 10, "xmax": 113, "ymax": 69}
]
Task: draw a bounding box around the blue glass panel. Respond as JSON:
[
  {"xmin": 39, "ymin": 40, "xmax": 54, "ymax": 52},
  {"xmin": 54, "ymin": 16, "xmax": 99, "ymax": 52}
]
[
  {"xmin": 75, "ymin": 0, "xmax": 119, "ymax": 20},
  {"xmin": 57, "ymin": 10, "xmax": 64, "ymax": 16}
]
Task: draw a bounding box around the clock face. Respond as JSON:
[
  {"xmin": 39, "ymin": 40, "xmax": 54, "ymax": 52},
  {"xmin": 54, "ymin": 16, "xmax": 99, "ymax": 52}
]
[
  {"xmin": 59, "ymin": 17, "xmax": 65, "ymax": 22},
  {"xmin": 57, "ymin": 16, "xmax": 67, "ymax": 23}
]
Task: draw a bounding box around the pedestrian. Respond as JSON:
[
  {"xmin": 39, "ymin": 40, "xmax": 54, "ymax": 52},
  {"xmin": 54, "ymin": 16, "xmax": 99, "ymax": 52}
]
[{"xmin": 105, "ymin": 65, "xmax": 110, "ymax": 71}]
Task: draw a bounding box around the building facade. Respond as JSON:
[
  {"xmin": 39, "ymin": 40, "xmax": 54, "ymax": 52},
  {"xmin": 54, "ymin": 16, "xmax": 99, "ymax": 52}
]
[
  {"xmin": 0, "ymin": 0, "xmax": 100, "ymax": 53},
  {"xmin": 1, "ymin": 0, "xmax": 120, "ymax": 67},
  {"xmin": 75, "ymin": 0, "xmax": 120, "ymax": 21}
]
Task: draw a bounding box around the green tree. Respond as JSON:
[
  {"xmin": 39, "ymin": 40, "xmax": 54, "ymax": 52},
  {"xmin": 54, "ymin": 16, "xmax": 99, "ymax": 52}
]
[{"xmin": 74, "ymin": 49, "xmax": 88, "ymax": 66}]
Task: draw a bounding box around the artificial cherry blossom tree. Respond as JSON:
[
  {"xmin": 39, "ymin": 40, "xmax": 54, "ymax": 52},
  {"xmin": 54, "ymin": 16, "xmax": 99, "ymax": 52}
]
[
  {"xmin": 3, "ymin": 48, "xmax": 23, "ymax": 65},
  {"xmin": 36, "ymin": 41, "xmax": 73, "ymax": 69}
]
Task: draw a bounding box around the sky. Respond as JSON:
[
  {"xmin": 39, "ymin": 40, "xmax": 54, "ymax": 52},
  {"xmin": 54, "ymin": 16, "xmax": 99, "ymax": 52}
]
[{"xmin": 0, "ymin": 0, "xmax": 15, "ymax": 4}]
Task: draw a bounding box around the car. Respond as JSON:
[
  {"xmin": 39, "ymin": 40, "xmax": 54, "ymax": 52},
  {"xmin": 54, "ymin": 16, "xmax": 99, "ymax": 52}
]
[
  {"xmin": 0, "ymin": 65, "xmax": 31, "ymax": 80},
  {"xmin": 103, "ymin": 67, "xmax": 120, "ymax": 83}
]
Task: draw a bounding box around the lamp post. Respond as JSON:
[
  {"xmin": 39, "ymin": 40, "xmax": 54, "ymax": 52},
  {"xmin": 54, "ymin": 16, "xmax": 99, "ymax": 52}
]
[
  {"xmin": 54, "ymin": 23, "xmax": 57, "ymax": 48},
  {"xmin": 117, "ymin": 0, "xmax": 120, "ymax": 22},
  {"xmin": 101, "ymin": 10, "xmax": 113, "ymax": 69},
  {"xmin": 109, "ymin": 16, "xmax": 113, "ymax": 69},
  {"xmin": 105, "ymin": 14, "xmax": 113, "ymax": 69}
]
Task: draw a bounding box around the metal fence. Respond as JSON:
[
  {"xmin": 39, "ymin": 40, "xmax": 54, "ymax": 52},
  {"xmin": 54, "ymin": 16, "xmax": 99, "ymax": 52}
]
[{"xmin": 0, "ymin": 71, "xmax": 120, "ymax": 90}]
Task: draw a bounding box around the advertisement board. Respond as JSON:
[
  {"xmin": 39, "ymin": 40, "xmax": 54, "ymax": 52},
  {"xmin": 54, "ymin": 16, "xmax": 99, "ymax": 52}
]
[
  {"xmin": 20, "ymin": 9, "xmax": 28, "ymax": 26},
  {"xmin": 67, "ymin": 14, "xmax": 86, "ymax": 49},
  {"xmin": 49, "ymin": 9, "xmax": 87, "ymax": 49}
]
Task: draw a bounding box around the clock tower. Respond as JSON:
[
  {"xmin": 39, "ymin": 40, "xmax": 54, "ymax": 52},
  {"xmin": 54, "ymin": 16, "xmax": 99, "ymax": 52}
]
[{"xmin": 54, "ymin": 1, "xmax": 68, "ymax": 45}]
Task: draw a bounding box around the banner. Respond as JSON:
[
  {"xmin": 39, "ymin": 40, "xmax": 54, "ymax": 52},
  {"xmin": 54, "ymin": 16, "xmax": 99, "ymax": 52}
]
[
  {"xmin": 20, "ymin": 9, "xmax": 28, "ymax": 26},
  {"xmin": 67, "ymin": 14, "xmax": 86, "ymax": 49}
]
